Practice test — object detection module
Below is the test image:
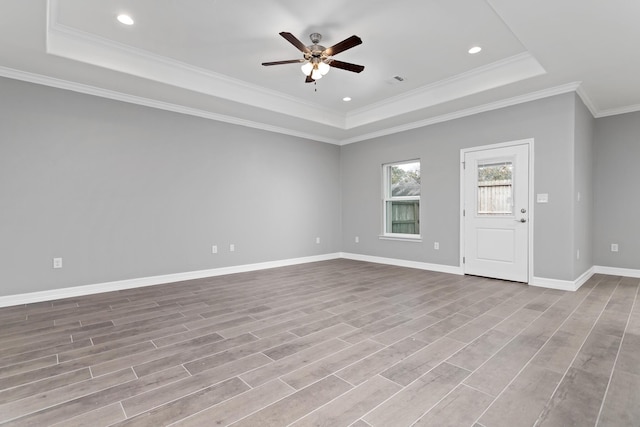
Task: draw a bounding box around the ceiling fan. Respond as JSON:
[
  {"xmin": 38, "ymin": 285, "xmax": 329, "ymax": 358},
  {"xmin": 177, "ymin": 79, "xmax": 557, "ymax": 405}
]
[{"xmin": 262, "ymin": 32, "xmax": 364, "ymax": 83}]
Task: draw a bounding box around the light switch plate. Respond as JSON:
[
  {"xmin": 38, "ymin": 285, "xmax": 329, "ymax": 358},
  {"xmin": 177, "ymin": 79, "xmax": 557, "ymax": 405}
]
[{"xmin": 537, "ymin": 193, "xmax": 549, "ymax": 203}]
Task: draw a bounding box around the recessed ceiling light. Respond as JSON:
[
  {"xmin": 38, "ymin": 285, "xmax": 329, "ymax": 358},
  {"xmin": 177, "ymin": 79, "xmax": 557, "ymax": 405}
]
[
  {"xmin": 117, "ymin": 14, "xmax": 134, "ymax": 26},
  {"xmin": 468, "ymin": 46, "xmax": 482, "ymax": 54},
  {"xmin": 343, "ymin": 97, "xmax": 352, "ymax": 102}
]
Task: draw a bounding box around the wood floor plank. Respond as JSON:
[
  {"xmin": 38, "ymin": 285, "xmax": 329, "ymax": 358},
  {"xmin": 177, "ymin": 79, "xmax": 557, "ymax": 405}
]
[
  {"xmin": 2, "ymin": 366, "xmax": 188, "ymax": 426},
  {"xmin": 0, "ymin": 368, "xmax": 137, "ymax": 423},
  {"xmin": 281, "ymin": 339, "xmax": 385, "ymax": 390},
  {"xmin": 597, "ymin": 370, "xmax": 640, "ymax": 426},
  {"xmin": 261, "ymin": 323, "xmax": 355, "ymax": 361},
  {"xmin": 411, "ymin": 313, "xmax": 474, "ymax": 343},
  {"xmin": 336, "ymin": 337, "xmax": 428, "ymax": 386},
  {"xmin": 477, "ymin": 364, "xmax": 563, "ymax": 427},
  {"xmin": 240, "ymin": 338, "xmax": 351, "ymax": 387},
  {"xmin": 122, "ymin": 354, "xmax": 270, "ymax": 417},
  {"xmin": 230, "ymin": 375, "xmax": 353, "ymax": 427},
  {"xmin": 181, "ymin": 331, "xmax": 297, "ymax": 376},
  {"xmin": 445, "ymin": 329, "xmax": 513, "ymax": 372},
  {"xmin": 290, "ymin": 375, "xmax": 401, "ymax": 427},
  {"xmin": 50, "ymin": 402, "xmax": 126, "ymax": 427},
  {"xmin": 413, "ymin": 384, "xmax": 494, "ymax": 427},
  {"xmin": 463, "ymin": 334, "xmax": 547, "ymax": 397},
  {"xmin": 363, "ymin": 362, "xmax": 471, "ymax": 427},
  {"xmin": 171, "ymin": 379, "xmax": 295, "ymax": 427},
  {"xmin": 0, "ymin": 261, "xmax": 635, "ymax": 426},
  {"xmin": 114, "ymin": 377, "xmax": 249, "ymax": 427},
  {"xmin": 380, "ymin": 337, "xmax": 466, "ymax": 386},
  {"xmin": 370, "ymin": 314, "xmax": 440, "ymax": 345},
  {"xmin": 91, "ymin": 333, "xmax": 253, "ymax": 377},
  {"xmin": 0, "ymin": 367, "xmax": 92, "ymax": 405},
  {"xmin": 0, "ymin": 354, "xmax": 59, "ymax": 379}
]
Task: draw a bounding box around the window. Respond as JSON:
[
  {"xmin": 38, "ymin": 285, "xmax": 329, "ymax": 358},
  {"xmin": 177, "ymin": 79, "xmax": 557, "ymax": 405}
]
[
  {"xmin": 477, "ymin": 161, "xmax": 513, "ymax": 216},
  {"xmin": 383, "ymin": 160, "xmax": 421, "ymax": 238}
]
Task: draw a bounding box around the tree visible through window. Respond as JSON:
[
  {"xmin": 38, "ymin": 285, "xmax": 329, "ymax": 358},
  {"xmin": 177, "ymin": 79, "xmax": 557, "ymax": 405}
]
[{"xmin": 383, "ymin": 160, "xmax": 421, "ymax": 236}]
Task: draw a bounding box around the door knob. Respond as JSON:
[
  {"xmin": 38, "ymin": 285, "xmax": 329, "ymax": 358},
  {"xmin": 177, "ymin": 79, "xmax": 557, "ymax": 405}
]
[{"xmin": 515, "ymin": 218, "xmax": 527, "ymax": 223}]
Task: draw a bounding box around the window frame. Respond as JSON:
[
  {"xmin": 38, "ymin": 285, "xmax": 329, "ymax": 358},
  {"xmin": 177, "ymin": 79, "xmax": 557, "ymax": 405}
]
[{"xmin": 381, "ymin": 159, "xmax": 422, "ymax": 241}]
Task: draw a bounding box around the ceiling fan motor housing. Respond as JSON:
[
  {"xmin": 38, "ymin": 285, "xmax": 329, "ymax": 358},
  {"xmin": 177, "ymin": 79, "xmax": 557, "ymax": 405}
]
[
  {"xmin": 309, "ymin": 33, "xmax": 322, "ymax": 44},
  {"xmin": 307, "ymin": 33, "xmax": 326, "ymax": 60}
]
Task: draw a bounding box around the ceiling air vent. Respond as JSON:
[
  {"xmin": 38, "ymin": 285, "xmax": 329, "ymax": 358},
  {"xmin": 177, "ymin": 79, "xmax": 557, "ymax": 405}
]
[{"xmin": 386, "ymin": 75, "xmax": 407, "ymax": 85}]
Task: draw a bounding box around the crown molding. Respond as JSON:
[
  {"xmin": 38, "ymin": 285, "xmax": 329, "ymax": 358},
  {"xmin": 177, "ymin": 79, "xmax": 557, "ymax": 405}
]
[
  {"xmin": 46, "ymin": 0, "xmax": 553, "ymax": 134},
  {"xmin": 35, "ymin": 0, "xmax": 640, "ymax": 143},
  {"xmin": 595, "ymin": 103, "xmax": 640, "ymax": 118},
  {"xmin": 1, "ymin": 63, "xmax": 585, "ymax": 147},
  {"xmin": 575, "ymin": 84, "xmax": 598, "ymax": 117},
  {"xmin": 46, "ymin": 0, "xmax": 345, "ymax": 129},
  {"xmin": 1, "ymin": 64, "xmax": 584, "ymax": 147},
  {"xmin": 341, "ymin": 82, "xmax": 582, "ymax": 145},
  {"xmin": 345, "ymin": 52, "xmax": 546, "ymax": 129},
  {"xmin": 0, "ymin": 66, "xmax": 339, "ymax": 145},
  {"xmin": 575, "ymin": 84, "xmax": 640, "ymax": 118}
]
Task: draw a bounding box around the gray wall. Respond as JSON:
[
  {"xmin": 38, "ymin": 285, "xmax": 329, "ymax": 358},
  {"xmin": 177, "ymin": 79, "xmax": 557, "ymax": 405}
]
[
  {"xmin": 3, "ymin": 75, "xmax": 638, "ymax": 299},
  {"xmin": 0, "ymin": 77, "xmax": 342, "ymax": 296},
  {"xmin": 594, "ymin": 111, "xmax": 640, "ymax": 269},
  {"xmin": 341, "ymin": 93, "xmax": 577, "ymax": 281},
  {"xmin": 573, "ymin": 94, "xmax": 595, "ymax": 277}
]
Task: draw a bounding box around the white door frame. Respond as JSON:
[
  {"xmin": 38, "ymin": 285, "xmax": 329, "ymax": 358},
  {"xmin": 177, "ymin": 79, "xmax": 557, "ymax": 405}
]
[{"xmin": 459, "ymin": 138, "xmax": 535, "ymax": 283}]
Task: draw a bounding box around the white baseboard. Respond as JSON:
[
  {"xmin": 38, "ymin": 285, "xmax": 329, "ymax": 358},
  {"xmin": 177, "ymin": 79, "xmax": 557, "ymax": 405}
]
[
  {"xmin": 340, "ymin": 252, "xmax": 464, "ymax": 275},
  {"xmin": 593, "ymin": 265, "xmax": 640, "ymax": 278},
  {"xmin": 531, "ymin": 267, "xmax": 595, "ymax": 292},
  {"xmin": 531, "ymin": 266, "xmax": 640, "ymax": 292},
  {"xmin": 3, "ymin": 256, "xmax": 637, "ymax": 308},
  {"xmin": 0, "ymin": 253, "xmax": 341, "ymax": 308}
]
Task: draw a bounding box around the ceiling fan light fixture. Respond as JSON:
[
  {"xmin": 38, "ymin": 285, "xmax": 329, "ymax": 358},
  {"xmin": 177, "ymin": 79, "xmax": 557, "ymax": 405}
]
[
  {"xmin": 318, "ymin": 61, "xmax": 330, "ymax": 75},
  {"xmin": 265, "ymin": 32, "xmax": 364, "ymax": 83},
  {"xmin": 311, "ymin": 67, "xmax": 323, "ymax": 80},
  {"xmin": 301, "ymin": 61, "xmax": 313, "ymax": 75}
]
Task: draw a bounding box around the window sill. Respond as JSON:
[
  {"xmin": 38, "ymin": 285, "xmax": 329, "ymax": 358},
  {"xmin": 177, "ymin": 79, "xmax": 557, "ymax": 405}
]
[{"xmin": 379, "ymin": 235, "xmax": 423, "ymax": 243}]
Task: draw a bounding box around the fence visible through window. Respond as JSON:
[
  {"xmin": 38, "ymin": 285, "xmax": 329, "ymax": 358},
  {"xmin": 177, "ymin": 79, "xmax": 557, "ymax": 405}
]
[
  {"xmin": 477, "ymin": 162, "xmax": 513, "ymax": 215},
  {"xmin": 389, "ymin": 200, "xmax": 420, "ymax": 234}
]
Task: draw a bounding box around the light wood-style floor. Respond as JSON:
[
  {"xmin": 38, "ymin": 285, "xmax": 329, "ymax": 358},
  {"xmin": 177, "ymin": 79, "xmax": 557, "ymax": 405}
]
[{"xmin": 0, "ymin": 259, "xmax": 638, "ymax": 426}]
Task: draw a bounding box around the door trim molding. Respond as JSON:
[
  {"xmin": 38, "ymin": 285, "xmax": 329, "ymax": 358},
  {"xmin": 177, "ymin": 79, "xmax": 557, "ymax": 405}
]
[{"xmin": 459, "ymin": 138, "xmax": 535, "ymax": 283}]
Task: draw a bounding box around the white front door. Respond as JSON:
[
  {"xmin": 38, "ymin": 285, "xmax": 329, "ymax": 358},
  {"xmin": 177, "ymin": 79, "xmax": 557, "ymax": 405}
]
[{"xmin": 462, "ymin": 143, "xmax": 530, "ymax": 282}]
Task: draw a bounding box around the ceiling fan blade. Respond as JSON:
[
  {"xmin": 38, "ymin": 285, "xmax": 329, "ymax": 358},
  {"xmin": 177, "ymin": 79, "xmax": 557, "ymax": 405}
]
[
  {"xmin": 324, "ymin": 35, "xmax": 362, "ymax": 56},
  {"xmin": 305, "ymin": 75, "xmax": 315, "ymax": 83},
  {"xmin": 279, "ymin": 32, "xmax": 311, "ymax": 54},
  {"xmin": 262, "ymin": 59, "xmax": 305, "ymax": 66},
  {"xmin": 328, "ymin": 60, "xmax": 365, "ymax": 73}
]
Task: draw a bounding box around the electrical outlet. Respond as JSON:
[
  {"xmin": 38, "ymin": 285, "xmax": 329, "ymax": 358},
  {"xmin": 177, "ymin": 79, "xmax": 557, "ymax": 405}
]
[
  {"xmin": 53, "ymin": 258, "xmax": 63, "ymax": 269},
  {"xmin": 230, "ymin": 244, "xmax": 235, "ymax": 252},
  {"xmin": 434, "ymin": 242, "xmax": 440, "ymax": 250},
  {"xmin": 611, "ymin": 243, "xmax": 619, "ymax": 252},
  {"xmin": 316, "ymin": 237, "xmax": 320, "ymax": 244},
  {"xmin": 355, "ymin": 236, "xmax": 359, "ymax": 243},
  {"xmin": 212, "ymin": 245, "xmax": 217, "ymax": 254}
]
